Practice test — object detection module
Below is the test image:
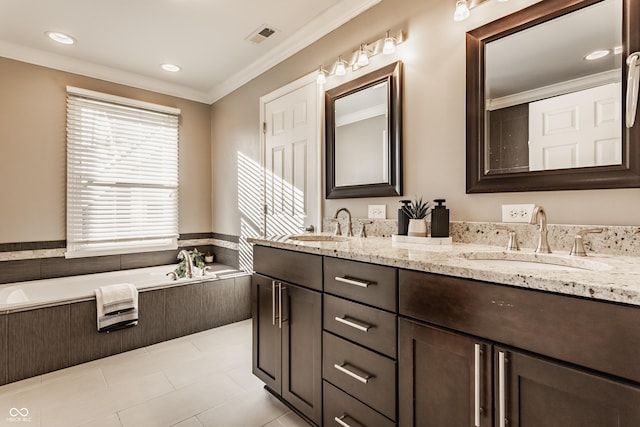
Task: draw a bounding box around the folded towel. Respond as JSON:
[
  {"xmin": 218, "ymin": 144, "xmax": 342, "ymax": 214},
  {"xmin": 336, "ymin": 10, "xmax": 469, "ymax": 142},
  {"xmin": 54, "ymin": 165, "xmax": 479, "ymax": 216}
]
[
  {"xmin": 95, "ymin": 283, "xmax": 139, "ymax": 333},
  {"xmin": 99, "ymin": 283, "xmax": 136, "ymax": 314}
]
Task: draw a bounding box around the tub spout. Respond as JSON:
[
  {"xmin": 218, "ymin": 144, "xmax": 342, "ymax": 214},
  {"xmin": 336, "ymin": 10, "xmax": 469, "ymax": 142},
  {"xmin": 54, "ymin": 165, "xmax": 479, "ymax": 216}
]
[{"xmin": 177, "ymin": 250, "xmax": 194, "ymax": 278}]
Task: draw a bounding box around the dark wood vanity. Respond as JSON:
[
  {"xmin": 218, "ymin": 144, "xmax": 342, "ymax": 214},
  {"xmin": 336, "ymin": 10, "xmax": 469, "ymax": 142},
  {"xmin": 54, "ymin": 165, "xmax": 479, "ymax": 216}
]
[{"xmin": 252, "ymin": 244, "xmax": 640, "ymax": 426}]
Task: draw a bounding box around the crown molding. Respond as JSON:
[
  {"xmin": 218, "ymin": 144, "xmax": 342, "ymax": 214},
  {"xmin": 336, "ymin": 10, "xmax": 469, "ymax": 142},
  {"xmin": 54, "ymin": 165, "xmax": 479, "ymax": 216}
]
[
  {"xmin": 0, "ymin": 0, "xmax": 381, "ymax": 105},
  {"xmin": 0, "ymin": 40, "xmax": 211, "ymax": 103},
  {"xmin": 206, "ymin": 0, "xmax": 382, "ymax": 103}
]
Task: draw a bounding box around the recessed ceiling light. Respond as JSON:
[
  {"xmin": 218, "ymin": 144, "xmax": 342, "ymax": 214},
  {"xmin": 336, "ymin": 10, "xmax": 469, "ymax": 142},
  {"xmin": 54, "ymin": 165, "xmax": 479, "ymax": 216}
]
[
  {"xmin": 45, "ymin": 31, "xmax": 76, "ymax": 45},
  {"xmin": 161, "ymin": 63, "xmax": 181, "ymax": 72},
  {"xmin": 584, "ymin": 49, "xmax": 610, "ymax": 61}
]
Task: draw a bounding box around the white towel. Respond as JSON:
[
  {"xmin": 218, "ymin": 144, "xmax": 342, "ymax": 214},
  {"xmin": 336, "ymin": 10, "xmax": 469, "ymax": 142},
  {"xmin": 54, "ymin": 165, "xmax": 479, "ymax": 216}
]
[{"xmin": 95, "ymin": 283, "xmax": 139, "ymax": 332}]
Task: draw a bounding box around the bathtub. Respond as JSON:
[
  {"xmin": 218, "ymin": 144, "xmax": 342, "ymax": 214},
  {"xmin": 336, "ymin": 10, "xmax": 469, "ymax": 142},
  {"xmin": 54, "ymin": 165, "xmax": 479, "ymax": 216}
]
[
  {"xmin": 0, "ymin": 263, "xmax": 243, "ymax": 312},
  {"xmin": 0, "ymin": 263, "xmax": 251, "ymax": 385}
]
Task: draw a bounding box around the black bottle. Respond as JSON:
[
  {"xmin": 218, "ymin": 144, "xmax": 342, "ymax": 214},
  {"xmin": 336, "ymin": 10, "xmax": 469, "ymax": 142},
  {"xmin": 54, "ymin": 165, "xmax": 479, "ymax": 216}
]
[
  {"xmin": 431, "ymin": 199, "xmax": 449, "ymax": 238},
  {"xmin": 398, "ymin": 200, "xmax": 411, "ymax": 235}
]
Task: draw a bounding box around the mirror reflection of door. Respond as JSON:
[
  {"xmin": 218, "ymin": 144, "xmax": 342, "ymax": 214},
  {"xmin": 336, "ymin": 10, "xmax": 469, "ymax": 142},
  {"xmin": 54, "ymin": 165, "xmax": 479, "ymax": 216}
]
[
  {"xmin": 484, "ymin": 0, "xmax": 622, "ymax": 174},
  {"xmin": 334, "ymin": 81, "xmax": 389, "ymax": 186}
]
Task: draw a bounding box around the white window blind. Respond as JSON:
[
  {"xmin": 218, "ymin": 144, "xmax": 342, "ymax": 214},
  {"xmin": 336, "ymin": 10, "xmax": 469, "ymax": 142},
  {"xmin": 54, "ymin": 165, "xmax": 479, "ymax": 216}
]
[{"xmin": 66, "ymin": 86, "xmax": 180, "ymax": 258}]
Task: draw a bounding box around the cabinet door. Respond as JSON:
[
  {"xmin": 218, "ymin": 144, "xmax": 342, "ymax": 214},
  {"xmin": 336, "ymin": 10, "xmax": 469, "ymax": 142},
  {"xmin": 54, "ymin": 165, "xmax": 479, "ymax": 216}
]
[
  {"xmin": 399, "ymin": 318, "xmax": 492, "ymax": 427},
  {"xmin": 252, "ymin": 274, "xmax": 281, "ymax": 393},
  {"xmin": 282, "ymin": 283, "xmax": 322, "ymax": 425},
  {"xmin": 497, "ymin": 348, "xmax": 640, "ymax": 427}
]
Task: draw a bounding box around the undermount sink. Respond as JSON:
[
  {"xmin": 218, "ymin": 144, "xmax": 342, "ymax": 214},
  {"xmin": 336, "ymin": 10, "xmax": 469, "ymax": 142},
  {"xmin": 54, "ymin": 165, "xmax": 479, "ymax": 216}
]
[
  {"xmin": 287, "ymin": 234, "xmax": 351, "ymax": 242},
  {"xmin": 459, "ymin": 251, "xmax": 611, "ymax": 272}
]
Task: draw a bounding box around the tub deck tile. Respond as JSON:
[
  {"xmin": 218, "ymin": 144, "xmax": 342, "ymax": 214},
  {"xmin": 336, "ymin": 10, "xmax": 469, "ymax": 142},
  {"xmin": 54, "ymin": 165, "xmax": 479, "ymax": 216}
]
[
  {"xmin": 121, "ymin": 289, "xmax": 166, "ymax": 352},
  {"xmin": 69, "ymin": 301, "xmax": 122, "ymax": 366},
  {"xmin": 7, "ymin": 305, "xmax": 70, "ymax": 382}
]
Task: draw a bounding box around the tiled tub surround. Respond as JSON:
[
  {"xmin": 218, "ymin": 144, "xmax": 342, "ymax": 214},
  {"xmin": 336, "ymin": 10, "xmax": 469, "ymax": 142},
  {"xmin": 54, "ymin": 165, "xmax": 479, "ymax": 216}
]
[
  {"xmin": 0, "ymin": 264, "xmax": 251, "ymax": 386},
  {"xmin": 249, "ymin": 235, "xmax": 640, "ymax": 307},
  {"xmin": 322, "ymin": 218, "xmax": 640, "ymax": 257},
  {"xmin": 0, "ymin": 232, "xmax": 242, "ymax": 285}
]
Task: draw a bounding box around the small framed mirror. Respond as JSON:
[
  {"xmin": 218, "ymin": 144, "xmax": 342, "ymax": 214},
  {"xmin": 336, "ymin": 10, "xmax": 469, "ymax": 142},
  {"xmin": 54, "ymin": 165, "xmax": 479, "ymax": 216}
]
[
  {"xmin": 466, "ymin": 0, "xmax": 640, "ymax": 193},
  {"xmin": 325, "ymin": 61, "xmax": 403, "ymax": 199}
]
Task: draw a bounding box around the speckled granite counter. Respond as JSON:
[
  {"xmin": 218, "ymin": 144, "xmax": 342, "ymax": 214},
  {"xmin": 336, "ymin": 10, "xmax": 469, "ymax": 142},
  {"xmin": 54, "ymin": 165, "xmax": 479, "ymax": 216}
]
[{"xmin": 249, "ymin": 235, "xmax": 640, "ymax": 307}]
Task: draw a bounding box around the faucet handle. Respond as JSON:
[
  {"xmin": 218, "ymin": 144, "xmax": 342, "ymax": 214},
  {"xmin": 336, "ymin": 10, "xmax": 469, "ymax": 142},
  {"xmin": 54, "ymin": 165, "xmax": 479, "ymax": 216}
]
[
  {"xmin": 495, "ymin": 225, "xmax": 520, "ymax": 251},
  {"xmin": 331, "ymin": 219, "xmax": 342, "ymax": 236},
  {"xmin": 570, "ymin": 228, "xmax": 603, "ymax": 257},
  {"xmin": 299, "ymin": 224, "xmax": 315, "ymax": 233},
  {"xmin": 359, "ymin": 221, "xmax": 373, "ymax": 238}
]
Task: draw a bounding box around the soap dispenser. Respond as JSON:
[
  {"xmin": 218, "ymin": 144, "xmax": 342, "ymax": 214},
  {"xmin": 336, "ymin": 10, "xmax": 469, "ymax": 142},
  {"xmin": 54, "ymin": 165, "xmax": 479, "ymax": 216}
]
[
  {"xmin": 431, "ymin": 199, "xmax": 449, "ymax": 238},
  {"xmin": 398, "ymin": 200, "xmax": 411, "ymax": 235}
]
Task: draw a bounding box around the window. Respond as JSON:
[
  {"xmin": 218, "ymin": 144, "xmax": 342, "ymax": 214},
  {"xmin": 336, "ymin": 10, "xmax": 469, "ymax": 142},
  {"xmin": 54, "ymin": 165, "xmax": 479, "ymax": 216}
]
[{"xmin": 66, "ymin": 86, "xmax": 180, "ymax": 258}]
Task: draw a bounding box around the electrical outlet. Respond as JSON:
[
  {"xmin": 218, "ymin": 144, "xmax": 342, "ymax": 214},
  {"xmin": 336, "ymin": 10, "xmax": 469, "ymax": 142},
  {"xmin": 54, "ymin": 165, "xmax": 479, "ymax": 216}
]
[
  {"xmin": 368, "ymin": 204, "xmax": 386, "ymax": 219},
  {"xmin": 501, "ymin": 204, "xmax": 536, "ymax": 223}
]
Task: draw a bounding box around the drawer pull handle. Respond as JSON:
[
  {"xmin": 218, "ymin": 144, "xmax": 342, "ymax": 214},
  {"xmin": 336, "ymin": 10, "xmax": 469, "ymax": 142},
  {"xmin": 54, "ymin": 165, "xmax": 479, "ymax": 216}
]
[
  {"xmin": 335, "ymin": 316, "xmax": 371, "ymax": 332},
  {"xmin": 334, "ymin": 415, "xmax": 359, "ymax": 427},
  {"xmin": 474, "ymin": 343, "xmax": 481, "ymax": 427},
  {"xmin": 335, "ymin": 276, "xmax": 372, "ymax": 288},
  {"xmin": 334, "ymin": 363, "xmax": 372, "ymax": 384},
  {"xmin": 499, "ymin": 351, "xmax": 507, "ymax": 427}
]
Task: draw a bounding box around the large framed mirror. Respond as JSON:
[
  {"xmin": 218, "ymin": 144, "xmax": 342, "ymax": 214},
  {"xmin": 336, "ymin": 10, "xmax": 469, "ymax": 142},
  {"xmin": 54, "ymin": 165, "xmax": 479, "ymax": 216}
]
[
  {"xmin": 466, "ymin": 0, "xmax": 640, "ymax": 193},
  {"xmin": 325, "ymin": 61, "xmax": 402, "ymax": 199}
]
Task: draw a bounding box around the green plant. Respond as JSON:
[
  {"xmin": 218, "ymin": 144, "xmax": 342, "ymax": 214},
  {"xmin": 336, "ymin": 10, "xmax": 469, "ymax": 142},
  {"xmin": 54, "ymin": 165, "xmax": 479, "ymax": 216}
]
[
  {"xmin": 402, "ymin": 196, "xmax": 431, "ymax": 219},
  {"xmin": 174, "ymin": 248, "xmax": 206, "ymax": 278}
]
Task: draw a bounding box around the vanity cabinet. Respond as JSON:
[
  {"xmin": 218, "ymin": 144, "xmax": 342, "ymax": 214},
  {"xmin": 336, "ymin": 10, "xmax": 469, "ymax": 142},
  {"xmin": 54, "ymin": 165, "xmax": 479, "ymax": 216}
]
[
  {"xmin": 322, "ymin": 257, "xmax": 398, "ymax": 425},
  {"xmin": 399, "ymin": 269, "xmax": 640, "ymax": 427},
  {"xmin": 252, "ymin": 246, "xmax": 322, "ymax": 425}
]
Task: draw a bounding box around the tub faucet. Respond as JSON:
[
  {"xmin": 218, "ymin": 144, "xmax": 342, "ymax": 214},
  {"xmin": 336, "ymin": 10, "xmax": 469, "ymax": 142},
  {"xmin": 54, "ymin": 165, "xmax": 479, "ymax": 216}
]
[
  {"xmin": 529, "ymin": 206, "xmax": 551, "ymax": 253},
  {"xmin": 333, "ymin": 208, "xmax": 353, "ymax": 237},
  {"xmin": 177, "ymin": 250, "xmax": 194, "ymax": 278}
]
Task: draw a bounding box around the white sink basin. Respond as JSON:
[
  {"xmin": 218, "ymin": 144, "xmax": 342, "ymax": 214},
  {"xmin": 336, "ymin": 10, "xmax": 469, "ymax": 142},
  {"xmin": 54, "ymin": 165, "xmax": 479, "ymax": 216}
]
[
  {"xmin": 459, "ymin": 251, "xmax": 611, "ymax": 272},
  {"xmin": 287, "ymin": 235, "xmax": 351, "ymax": 242}
]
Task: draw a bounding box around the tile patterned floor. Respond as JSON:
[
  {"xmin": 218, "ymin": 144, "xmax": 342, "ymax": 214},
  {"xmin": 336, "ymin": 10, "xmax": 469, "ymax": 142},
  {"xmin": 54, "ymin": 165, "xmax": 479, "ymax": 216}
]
[{"xmin": 0, "ymin": 320, "xmax": 311, "ymax": 427}]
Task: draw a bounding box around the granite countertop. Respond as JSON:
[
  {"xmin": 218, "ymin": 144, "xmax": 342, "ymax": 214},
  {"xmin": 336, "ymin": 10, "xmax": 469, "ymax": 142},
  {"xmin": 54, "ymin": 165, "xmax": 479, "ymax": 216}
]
[{"xmin": 249, "ymin": 235, "xmax": 640, "ymax": 307}]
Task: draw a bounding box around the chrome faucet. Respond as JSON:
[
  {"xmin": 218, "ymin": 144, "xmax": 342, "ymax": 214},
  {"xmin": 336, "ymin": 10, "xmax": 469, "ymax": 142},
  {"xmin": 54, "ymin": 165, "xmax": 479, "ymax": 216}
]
[
  {"xmin": 333, "ymin": 208, "xmax": 353, "ymax": 237},
  {"xmin": 529, "ymin": 206, "xmax": 551, "ymax": 253},
  {"xmin": 177, "ymin": 249, "xmax": 194, "ymax": 278}
]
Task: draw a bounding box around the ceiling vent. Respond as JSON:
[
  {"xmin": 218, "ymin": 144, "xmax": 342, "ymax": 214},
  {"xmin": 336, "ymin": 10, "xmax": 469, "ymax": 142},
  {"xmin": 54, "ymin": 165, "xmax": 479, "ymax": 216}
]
[{"xmin": 246, "ymin": 25, "xmax": 277, "ymax": 44}]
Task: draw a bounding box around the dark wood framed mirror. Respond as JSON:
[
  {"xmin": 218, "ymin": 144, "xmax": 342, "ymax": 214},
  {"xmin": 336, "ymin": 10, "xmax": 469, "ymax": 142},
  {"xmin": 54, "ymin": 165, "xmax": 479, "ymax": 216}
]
[
  {"xmin": 325, "ymin": 61, "xmax": 402, "ymax": 199},
  {"xmin": 466, "ymin": 0, "xmax": 640, "ymax": 193}
]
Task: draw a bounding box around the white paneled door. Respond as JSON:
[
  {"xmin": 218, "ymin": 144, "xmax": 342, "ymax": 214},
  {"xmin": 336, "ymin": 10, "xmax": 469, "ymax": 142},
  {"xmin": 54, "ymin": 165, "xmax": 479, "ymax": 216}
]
[
  {"xmin": 528, "ymin": 82, "xmax": 621, "ymax": 171},
  {"xmin": 263, "ymin": 81, "xmax": 319, "ymax": 236}
]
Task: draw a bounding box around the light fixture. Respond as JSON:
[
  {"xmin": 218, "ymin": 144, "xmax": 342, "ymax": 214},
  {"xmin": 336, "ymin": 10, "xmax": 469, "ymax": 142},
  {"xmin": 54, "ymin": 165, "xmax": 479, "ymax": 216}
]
[
  {"xmin": 453, "ymin": 0, "xmax": 470, "ymax": 22},
  {"xmin": 45, "ymin": 31, "xmax": 76, "ymax": 45},
  {"xmin": 614, "ymin": 46, "xmax": 623, "ymax": 55},
  {"xmin": 357, "ymin": 44, "xmax": 370, "ymax": 67},
  {"xmin": 453, "ymin": 0, "xmax": 508, "ymax": 22},
  {"xmin": 584, "ymin": 49, "xmax": 610, "ymax": 61},
  {"xmin": 315, "ymin": 30, "xmax": 406, "ymax": 84},
  {"xmin": 316, "ymin": 66, "xmax": 327, "ymax": 85},
  {"xmin": 335, "ymin": 57, "xmax": 347, "ymax": 76},
  {"xmin": 161, "ymin": 63, "xmax": 181, "ymax": 72},
  {"xmin": 383, "ymin": 31, "xmax": 396, "ymax": 55}
]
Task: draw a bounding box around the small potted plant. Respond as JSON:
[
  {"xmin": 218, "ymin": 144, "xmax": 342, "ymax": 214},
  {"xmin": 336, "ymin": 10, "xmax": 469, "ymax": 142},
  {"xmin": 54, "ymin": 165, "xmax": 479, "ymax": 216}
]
[{"xmin": 402, "ymin": 196, "xmax": 431, "ymax": 237}]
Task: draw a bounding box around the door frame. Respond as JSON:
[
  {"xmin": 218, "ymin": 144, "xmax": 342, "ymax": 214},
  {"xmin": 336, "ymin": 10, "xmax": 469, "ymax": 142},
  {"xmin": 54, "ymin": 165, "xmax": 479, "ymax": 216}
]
[{"xmin": 259, "ymin": 72, "xmax": 324, "ymax": 236}]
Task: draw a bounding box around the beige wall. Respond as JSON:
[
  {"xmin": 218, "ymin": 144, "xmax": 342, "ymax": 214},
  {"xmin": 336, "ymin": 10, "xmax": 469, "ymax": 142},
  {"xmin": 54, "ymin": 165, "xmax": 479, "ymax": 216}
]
[
  {"xmin": 0, "ymin": 57, "xmax": 212, "ymax": 243},
  {"xmin": 210, "ymin": 0, "xmax": 640, "ymax": 237}
]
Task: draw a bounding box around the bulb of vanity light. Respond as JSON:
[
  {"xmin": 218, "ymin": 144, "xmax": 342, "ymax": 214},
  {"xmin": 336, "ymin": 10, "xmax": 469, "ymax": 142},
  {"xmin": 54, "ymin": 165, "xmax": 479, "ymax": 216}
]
[
  {"xmin": 383, "ymin": 32, "xmax": 395, "ymax": 55},
  {"xmin": 316, "ymin": 69, "xmax": 327, "ymax": 85},
  {"xmin": 335, "ymin": 60, "xmax": 346, "ymax": 76},
  {"xmin": 453, "ymin": 0, "xmax": 470, "ymax": 22},
  {"xmin": 357, "ymin": 46, "xmax": 369, "ymax": 67}
]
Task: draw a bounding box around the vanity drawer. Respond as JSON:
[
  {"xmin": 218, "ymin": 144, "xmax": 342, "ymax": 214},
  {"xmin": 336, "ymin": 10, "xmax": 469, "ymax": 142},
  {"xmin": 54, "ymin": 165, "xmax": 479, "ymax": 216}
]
[
  {"xmin": 324, "ymin": 294, "xmax": 397, "ymax": 358},
  {"xmin": 253, "ymin": 245, "xmax": 322, "ymax": 291},
  {"xmin": 324, "ymin": 257, "xmax": 397, "ymax": 312},
  {"xmin": 324, "ymin": 380, "xmax": 396, "ymax": 427},
  {"xmin": 323, "ymin": 331, "xmax": 396, "ymax": 420}
]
